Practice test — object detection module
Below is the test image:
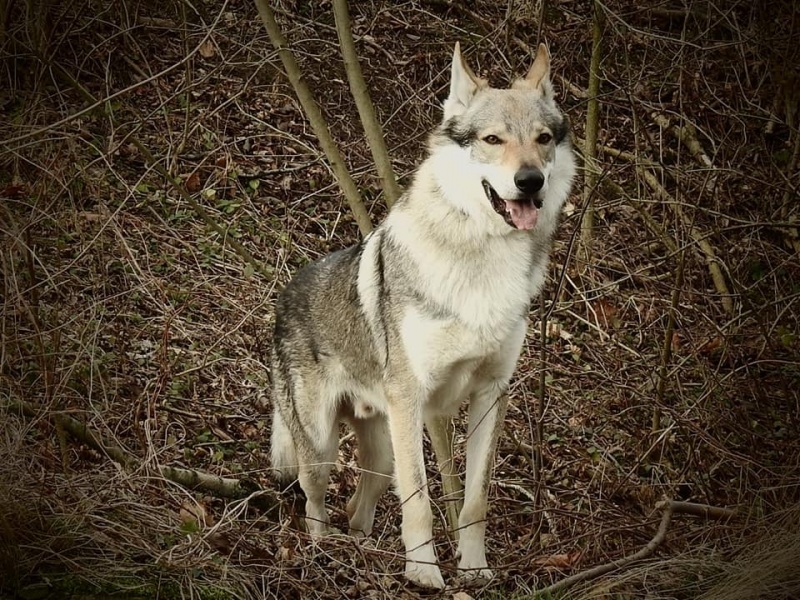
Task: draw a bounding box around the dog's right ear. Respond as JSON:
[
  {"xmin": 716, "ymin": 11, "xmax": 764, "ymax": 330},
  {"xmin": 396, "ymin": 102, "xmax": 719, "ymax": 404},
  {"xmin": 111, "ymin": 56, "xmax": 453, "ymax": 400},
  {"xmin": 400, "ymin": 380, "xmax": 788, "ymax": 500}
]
[
  {"xmin": 517, "ymin": 43, "xmax": 554, "ymax": 100},
  {"xmin": 443, "ymin": 43, "xmax": 485, "ymax": 121}
]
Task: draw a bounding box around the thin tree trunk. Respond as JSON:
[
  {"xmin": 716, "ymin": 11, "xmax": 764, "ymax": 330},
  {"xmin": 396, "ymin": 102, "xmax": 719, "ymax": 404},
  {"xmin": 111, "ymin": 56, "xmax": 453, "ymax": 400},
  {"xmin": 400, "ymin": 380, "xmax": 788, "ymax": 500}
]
[
  {"xmin": 579, "ymin": 0, "xmax": 603, "ymax": 264},
  {"xmin": 254, "ymin": 0, "xmax": 373, "ymax": 235},
  {"xmin": 332, "ymin": 0, "xmax": 402, "ymax": 207}
]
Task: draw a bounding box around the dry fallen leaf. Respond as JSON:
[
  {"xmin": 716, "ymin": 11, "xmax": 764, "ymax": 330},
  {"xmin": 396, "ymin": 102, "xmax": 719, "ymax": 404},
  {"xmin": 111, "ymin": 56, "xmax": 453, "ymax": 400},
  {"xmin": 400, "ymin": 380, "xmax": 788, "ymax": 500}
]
[
  {"xmin": 179, "ymin": 500, "xmax": 213, "ymax": 527},
  {"xmin": 199, "ymin": 39, "xmax": 215, "ymax": 59},
  {"xmin": 242, "ymin": 423, "xmax": 259, "ymax": 439},
  {"xmin": 207, "ymin": 532, "xmax": 232, "ymax": 554},
  {"xmin": 1, "ymin": 183, "xmax": 26, "ymax": 198},
  {"xmin": 185, "ymin": 171, "xmax": 201, "ymax": 193},
  {"xmin": 532, "ymin": 551, "xmax": 583, "ymax": 569},
  {"xmin": 698, "ymin": 336, "xmax": 724, "ymax": 355},
  {"xmin": 277, "ymin": 545, "xmax": 294, "ymax": 562},
  {"xmin": 671, "ymin": 331, "xmax": 682, "ymax": 353},
  {"xmin": 593, "ymin": 299, "xmax": 621, "ymax": 328}
]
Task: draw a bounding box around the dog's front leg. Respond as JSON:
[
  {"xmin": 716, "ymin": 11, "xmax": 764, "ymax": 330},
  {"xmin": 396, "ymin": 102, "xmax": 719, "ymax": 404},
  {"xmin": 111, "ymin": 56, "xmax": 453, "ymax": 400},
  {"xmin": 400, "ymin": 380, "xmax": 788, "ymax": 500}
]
[
  {"xmin": 457, "ymin": 385, "xmax": 509, "ymax": 582},
  {"xmin": 385, "ymin": 382, "xmax": 445, "ymax": 590}
]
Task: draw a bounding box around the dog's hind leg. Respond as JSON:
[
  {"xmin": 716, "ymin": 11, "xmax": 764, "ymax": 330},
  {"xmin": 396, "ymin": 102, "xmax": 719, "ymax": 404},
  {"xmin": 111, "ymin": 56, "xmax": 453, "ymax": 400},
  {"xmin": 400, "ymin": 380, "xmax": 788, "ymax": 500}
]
[
  {"xmin": 295, "ymin": 427, "xmax": 338, "ymax": 535},
  {"xmin": 271, "ymin": 402, "xmax": 299, "ymax": 486},
  {"xmin": 288, "ymin": 378, "xmax": 340, "ymax": 536},
  {"xmin": 456, "ymin": 385, "xmax": 509, "ymax": 582},
  {"xmin": 426, "ymin": 415, "xmax": 464, "ymax": 540},
  {"xmin": 346, "ymin": 413, "xmax": 394, "ymax": 537}
]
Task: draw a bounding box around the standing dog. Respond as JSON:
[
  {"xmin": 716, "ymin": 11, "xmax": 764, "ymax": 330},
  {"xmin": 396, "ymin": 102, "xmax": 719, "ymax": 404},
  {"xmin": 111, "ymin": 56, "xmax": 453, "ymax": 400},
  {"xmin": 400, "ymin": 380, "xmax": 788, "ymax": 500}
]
[{"xmin": 270, "ymin": 43, "xmax": 575, "ymax": 589}]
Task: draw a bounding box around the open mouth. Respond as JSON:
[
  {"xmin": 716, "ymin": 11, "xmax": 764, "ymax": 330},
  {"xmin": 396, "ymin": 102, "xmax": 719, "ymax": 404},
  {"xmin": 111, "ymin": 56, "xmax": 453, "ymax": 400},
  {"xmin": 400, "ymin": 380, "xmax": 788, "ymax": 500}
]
[{"xmin": 481, "ymin": 180, "xmax": 541, "ymax": 230}]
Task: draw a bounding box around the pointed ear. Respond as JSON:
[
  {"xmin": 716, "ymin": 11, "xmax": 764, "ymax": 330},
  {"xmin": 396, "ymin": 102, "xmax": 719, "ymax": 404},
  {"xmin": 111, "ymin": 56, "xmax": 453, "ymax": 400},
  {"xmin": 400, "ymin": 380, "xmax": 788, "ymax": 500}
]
[
  {"xmin": 443, "ymin": 42, "xmax": 485, "ymax": 121},
  {"xmin": 523, "ymin": 44, "xmax": 553, "ymax": 97}
]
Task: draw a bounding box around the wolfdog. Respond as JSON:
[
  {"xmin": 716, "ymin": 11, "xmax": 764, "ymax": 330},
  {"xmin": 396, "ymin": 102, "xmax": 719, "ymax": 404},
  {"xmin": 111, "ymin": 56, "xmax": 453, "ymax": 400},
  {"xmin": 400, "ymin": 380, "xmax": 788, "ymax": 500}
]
[{"xmin": 270, "ymin": 43, "xmax": 575, "ymax": 588}]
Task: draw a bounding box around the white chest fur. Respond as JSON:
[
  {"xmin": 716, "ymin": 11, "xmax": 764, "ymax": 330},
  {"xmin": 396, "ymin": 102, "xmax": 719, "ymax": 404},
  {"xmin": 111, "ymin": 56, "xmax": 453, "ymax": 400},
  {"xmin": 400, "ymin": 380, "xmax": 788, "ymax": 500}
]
[
  {"xmin": 388, "ymin": 209, "xmax": 541, "ymax": 335},
  {"xmin": 384, "ymin": 213, "xmax": 543, "ymax": 394}
]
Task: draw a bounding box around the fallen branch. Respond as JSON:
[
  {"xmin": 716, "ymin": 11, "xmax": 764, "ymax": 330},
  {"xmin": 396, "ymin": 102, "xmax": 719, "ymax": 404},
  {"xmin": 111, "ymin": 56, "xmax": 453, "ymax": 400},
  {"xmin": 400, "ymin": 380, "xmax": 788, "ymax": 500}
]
[
  {"xmin": 534, "ymin": 500, "xmax": 737, "ymax": 597},
  {"xmin": 573, "ymin": 136, "xmax": 677, "ymax": 254},
  {"xmin": 593, "ymin": 141, "xmax": 662, "ymax": 169},
  {"xmin": 637, "ymin": 166, "xmax": 734, "ymax": 316},
  {"xmin": 780, "ymin": 126, "xmax": 800, "ymax": 253},
  {"xmin": 558, "ymin": 74, "xmax": 588, "ymax": 99},
  {"xmin": 652, "ymin": 111, "xmax": 718, "ymax": 197},
  {"xmin": 578, "ymin": 131, "xmax": 734, "ymax": 316},
  {"xmin": 652, "ymin": 112, "xmax": 713, "ymax": 169},
  {"xmin": 691, "ymin": 232, "xmax": 733, "ymax": 315},
  {"xmin": 655, "ymin": 500, "xmax": 737, "ymax": 521},
  {"xmin": 653, "ymin": 246, "xmax": 685, "ymax": 433},
  {"xmin": 5, "ymin": 398, "xmax": 279, "ymax": 513},
  {"xmin": 537, "ymin": 503, "xmax": 673, "ymax": 595},
  {"xmin": 7, "ymin": 398, "xmax": 136, "ymax": 469},
  {"xmin": 606, "ymin": 178, "xmax": 677, "ymax": 253},
  {"xmin": 159, "ymin": 465, "xmax": 276, "ymax": 512}
]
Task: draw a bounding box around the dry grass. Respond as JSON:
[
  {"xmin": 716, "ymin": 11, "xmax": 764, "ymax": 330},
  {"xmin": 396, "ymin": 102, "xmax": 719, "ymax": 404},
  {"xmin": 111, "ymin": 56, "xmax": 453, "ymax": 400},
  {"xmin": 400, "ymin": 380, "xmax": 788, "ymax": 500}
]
[
  {"xmin": 1, "ymin": 0, "xmax": 799, "ymax": 598},
  {"xmin": 568, "ymin": 505, "xmax": 800, "ymax": 600}
]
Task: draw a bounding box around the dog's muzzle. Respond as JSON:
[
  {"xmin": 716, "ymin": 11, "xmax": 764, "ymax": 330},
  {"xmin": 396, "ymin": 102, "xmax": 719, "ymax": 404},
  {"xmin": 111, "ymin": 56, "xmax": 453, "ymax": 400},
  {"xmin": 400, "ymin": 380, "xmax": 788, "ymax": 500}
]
[{"xmin": 482, "ymin": 167, "xmax": 544, "ymax": 230}]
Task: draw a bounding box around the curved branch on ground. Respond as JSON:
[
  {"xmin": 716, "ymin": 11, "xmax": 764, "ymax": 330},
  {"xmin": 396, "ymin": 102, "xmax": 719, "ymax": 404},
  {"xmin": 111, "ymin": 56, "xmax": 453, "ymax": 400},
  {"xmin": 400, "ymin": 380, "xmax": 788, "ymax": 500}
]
[{"xmin": 533, "ymin": 500, "xmax": 737, "ymax": 597}]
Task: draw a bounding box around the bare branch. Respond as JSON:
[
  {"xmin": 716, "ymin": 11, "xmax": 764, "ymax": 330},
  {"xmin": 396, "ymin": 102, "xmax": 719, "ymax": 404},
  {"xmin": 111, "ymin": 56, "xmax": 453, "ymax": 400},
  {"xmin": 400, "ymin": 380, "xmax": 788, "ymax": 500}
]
[
  {"xmin": 254, "ymin": 0, "xmax": 373, "ymax": 235},
  {"xmin": 579, "ymin": 0, "xmax": 604, "ymax": 262},
  {"xmin": 332, "ymin": 0, "xmax": 402, "ymax": 208},
  {"xmin": 534, "ymin": 500, "xmax": 737, "ymax": 597}
]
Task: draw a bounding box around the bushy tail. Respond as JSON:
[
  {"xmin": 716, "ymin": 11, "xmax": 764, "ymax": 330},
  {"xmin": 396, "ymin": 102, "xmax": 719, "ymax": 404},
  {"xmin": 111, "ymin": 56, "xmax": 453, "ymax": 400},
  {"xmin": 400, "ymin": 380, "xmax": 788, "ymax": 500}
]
[{"xmin": 270, "ymin": 405, "xmax": 299, "ymax": 488}]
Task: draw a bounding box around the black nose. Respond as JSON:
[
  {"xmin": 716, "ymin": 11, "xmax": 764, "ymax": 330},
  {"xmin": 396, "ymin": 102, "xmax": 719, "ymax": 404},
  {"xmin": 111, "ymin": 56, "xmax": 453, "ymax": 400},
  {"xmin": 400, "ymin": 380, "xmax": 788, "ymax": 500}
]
[{"xmin": 514, "ymin": 167, "xmax": 545, "ymax": 195}]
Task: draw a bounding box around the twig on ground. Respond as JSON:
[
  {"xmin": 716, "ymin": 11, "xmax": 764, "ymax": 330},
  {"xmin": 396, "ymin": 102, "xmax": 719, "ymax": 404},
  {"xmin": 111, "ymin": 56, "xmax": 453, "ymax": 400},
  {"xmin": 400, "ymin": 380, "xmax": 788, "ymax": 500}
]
[
  {"xmin": 6, "ymin": 398, "xmax": 136, "ymax": 469},
  {"xmin": 653, "ymin": 245, "xmax": 685, "ymax": 433},
  {"xmin": 655, "ymin": 500, "xmax": 736, "ymax": 521},
  {"xmin": 644, "ymin": 171, "xmax": 734, "ymax": 316},
  {"xmin": 159, "ymin": 465, "xmax": 275, "ymax": 511},
  {"xmin": 579, "ymin": 131, "xmax": 735, "ymax": 316},
  {"xmin": 780, "ymin": 126, "xmax": 800, "ymax": 252}
]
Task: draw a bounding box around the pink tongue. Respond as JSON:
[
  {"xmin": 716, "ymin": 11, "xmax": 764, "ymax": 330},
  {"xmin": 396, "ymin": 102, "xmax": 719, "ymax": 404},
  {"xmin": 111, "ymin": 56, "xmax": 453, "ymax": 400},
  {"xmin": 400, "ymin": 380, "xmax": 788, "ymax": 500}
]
[{"xmin": 506, "ymin": 200, "xmax": 539, "ymax": 230}]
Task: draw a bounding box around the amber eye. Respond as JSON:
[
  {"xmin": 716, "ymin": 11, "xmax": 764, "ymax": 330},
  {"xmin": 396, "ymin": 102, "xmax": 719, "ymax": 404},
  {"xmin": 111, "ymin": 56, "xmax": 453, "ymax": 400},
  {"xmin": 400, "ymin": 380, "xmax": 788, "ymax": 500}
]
[
  {"xmin": 537, "ymin": 132, "xmax": 553, "ymax": 144},
  {"xmin": 483, "ymin": 135, "xmax": 502, "ymax": 145}
]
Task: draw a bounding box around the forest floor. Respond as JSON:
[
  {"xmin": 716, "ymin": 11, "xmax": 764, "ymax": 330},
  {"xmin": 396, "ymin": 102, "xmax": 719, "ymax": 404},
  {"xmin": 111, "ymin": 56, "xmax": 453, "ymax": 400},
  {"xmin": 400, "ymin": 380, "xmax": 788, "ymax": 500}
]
[{"xmin": 2, "ymin": 1, "xmax": 799, "ymax": 598}]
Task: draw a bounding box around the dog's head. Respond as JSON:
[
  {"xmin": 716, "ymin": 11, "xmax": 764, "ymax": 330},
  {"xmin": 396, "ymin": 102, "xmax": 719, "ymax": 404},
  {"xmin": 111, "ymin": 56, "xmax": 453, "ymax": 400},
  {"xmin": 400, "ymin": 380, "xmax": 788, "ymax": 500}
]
[{"xmin": 432, "ymin": 43, "xmax": 574, "ymax": 233}]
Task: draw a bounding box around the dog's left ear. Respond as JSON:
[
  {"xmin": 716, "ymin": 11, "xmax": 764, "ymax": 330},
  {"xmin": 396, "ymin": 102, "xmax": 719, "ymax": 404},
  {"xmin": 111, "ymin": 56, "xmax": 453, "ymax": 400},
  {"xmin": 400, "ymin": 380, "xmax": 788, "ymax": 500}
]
[
  {"xmin": 520, "ymin": 43, "xmax": 553, "ymax": 99},
  {"xmin": 444, "ymin": 43, "xmax": 486, "ymax": 121}
]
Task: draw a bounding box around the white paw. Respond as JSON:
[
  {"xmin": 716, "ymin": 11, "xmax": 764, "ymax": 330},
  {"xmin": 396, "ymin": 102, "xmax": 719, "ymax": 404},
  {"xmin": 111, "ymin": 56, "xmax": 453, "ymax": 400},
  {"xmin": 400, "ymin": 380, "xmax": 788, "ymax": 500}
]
[
  {"xmin": 405, "ymin": 561, "xmax": 445, "ymax": 589},
  {"xmin": 305, "ymin": 519, "xmax": 340, "ymax": 537},
  {"xmin": 457, "ymin": 546, "xmax": 494, "ymax": 585},
  {"xmin": 456, "ymin": 566, "xmax": 494, "ymax": 586}
]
